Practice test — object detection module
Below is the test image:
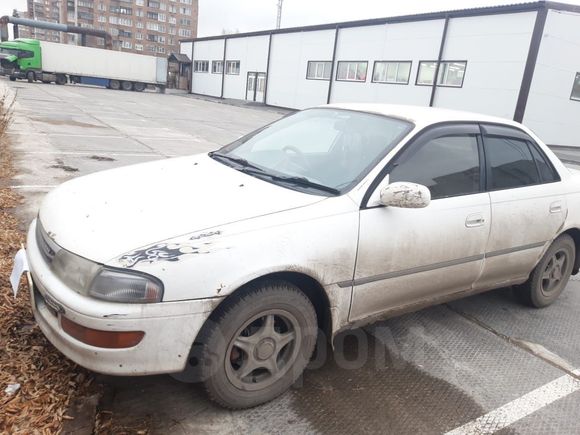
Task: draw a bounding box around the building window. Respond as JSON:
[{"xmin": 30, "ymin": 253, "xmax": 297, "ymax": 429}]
[
  {"xmin": 194, "ymin": 61, "xmax": 209, "ymax": 73},
  {"xmin": 136, "ymin": 32, "xmax": 143, "ymax": 40},
  {"xmin": 437, "ymin": 61, "xmax": 467, "ymax": 87},
  {"xmin": 178, "ymin": 28, "xmax": 192, "ymax": 37},
  {"xmin": 135, "ymin": 44, "xmax": 143, "ymax": 51},
  {"xmin": 226, "ymin": 61, "xmax": 240, "ymax": 75},
  {"xmin": 158, "ymin": 13, "xmax": 166, "ymax": 22},
  {"xmin": 136, "ymin": 0, "xmax": 144, "ymax": 5},
  {"xmin": 212, "ymin": 61, "xmax": 223, "ymax": 74},
  {"xmin": 120, "ymin": 40, "xmax": 133, "ymax": 49},
  {"xmin": 372, "ymin": 61, "xmax": 411, "ymax": 84},
  {"xmin": 148, "ymin": 0, "xmax": 160, "ymax": 8},
  {"xmin": 179, "ymin": 17, "xmax": 192, "ymax": 26},
  {"xmin": 417, "ymin": 61, "xmax": 467, "ymax": 87},
  {"xmin": 336, "ymin": 61, "xmax": 368, "ymax": 82},
  {"xmin": 306, "ymin": 61, "xmax": 332, "ymax": 80},
  {"xmin": 570, "ymin": 73, "xmax": 580, "ymax": 101}
]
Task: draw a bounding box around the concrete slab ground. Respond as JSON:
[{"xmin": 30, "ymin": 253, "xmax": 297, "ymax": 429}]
[{"xmin": 3, "ymin": 78, "xmax": 580, "ymax": 434}]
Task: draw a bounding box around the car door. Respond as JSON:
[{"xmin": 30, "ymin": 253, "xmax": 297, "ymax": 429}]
[
  {"xmin": 474, "ymin": 124, "xmax": 566, "ymax": 290},
  {"xmin": 349, "ymin": 124, "xmax": 491, "ymax": 322}
]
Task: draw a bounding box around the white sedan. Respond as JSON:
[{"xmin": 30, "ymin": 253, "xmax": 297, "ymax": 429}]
[{"xmin": 21, "ymin": 104, "xmax": 580, "ymax": 409}]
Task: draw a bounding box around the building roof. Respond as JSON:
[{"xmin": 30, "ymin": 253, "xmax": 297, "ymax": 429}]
[
  {"xmin": 168, "ymin": 53, "xmax": 191, "ymax": 63},
  {"xmin": 323, "ymin": 103, "xmax": 523, "ymax": 127},
  {"xmin": 180, "ymin": 1, "xmax": 580, "ymax": 43}
]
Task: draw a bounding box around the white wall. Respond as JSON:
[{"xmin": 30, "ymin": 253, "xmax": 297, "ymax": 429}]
[
  {"xmin": 524, "ymin": 10, "xmax": 580, "ymax": 146},
  {"xmin": 330, "ymin": 20, "xmax": 445, "ymax": 106},
  {"xmin": 191, "ymin": 39, "xmax": 225, "ymax": 97},
  {"xmin": 267, "ymin": 29, "xmax": 336, "ymax": 109},
  {"xmin": 435, "ymin": 12, "xmax": 537, "ymax": 119},
  {"xmin": 223, "ymin": 35, "xmax": 270, "ymax": 101}
]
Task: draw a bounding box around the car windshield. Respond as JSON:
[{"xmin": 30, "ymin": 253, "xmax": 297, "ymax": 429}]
[{"xmin": 211, "ymin": 108, "xmax": 413, "ymax": 195}]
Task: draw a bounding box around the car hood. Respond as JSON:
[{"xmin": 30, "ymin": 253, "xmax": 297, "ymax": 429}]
[{"xmin": 38, "ymin": 154, "xmax": 325, "ymax": 263}]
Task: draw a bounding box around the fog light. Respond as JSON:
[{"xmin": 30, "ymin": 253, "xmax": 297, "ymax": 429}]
[{"xmin": 61, "ymin": 316, "xmax": 144, "ymax": 349}]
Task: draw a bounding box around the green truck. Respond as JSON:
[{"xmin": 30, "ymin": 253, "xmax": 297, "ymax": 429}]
[{"xmin": 0, "ymin": 38, "xmax": 167, "ymax": 91}]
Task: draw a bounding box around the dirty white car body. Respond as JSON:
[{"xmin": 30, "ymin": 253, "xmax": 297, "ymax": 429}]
[{"xmin": 24, "ymin": 104, "xmax": 580, "ymax": 408}]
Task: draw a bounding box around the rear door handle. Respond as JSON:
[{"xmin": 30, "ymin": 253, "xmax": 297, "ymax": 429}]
[
  {"xmin": 466, "ymin": 213, "xmax": 486, "ymax": 228},
  {"xmin": 550, "ymin": 201, "xmax": 562, "ymax": 214}
]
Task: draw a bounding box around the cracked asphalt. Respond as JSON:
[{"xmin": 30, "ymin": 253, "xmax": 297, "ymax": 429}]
[{"xmin": 3, "ymin": 78, "xmax": 580, "ymax": 434}]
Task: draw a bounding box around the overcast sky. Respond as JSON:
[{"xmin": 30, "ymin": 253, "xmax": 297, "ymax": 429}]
[{"xmin": 2, "ymin": 0, "xmax": 580, "ymax": 37}]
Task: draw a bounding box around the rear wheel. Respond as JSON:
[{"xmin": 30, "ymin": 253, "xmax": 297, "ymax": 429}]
[
  {"xmin": 515, "ymin": 234, "xmax": 575, "ymax": 308},
  {"xmin": 109, "ymin": 79, "xmax": 121, "ymax": 90},
  {"xmin": 55, "ymin": 74, "xmax": 67, "ymax": 85},
  {"xmin": 121, "ymin": 81, "xmax": 133, "ymax": 91},
  {"xmin": 133, "ymin": 82, "xmax": 146, "ymax": 92},
  {"xmin": 26, "ymin": 71, "xmax": 35, "ymax": 83},
  {"xmin": 9, "ymin": 76, "xmax": 16, "ymax": 82},
  {"xmin": 200, "ymin": 281, "xmax": 317, "ymax": 409}
]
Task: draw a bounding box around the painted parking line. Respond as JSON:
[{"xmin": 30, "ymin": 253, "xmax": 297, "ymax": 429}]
[
  {"xmin": 10, "ymin": 185, "xmax": 57, "ymax": 189},
  {"xmin": 13, "ymin": 151, "xmax": 166, "ymax": 157},
  {"xmin": 445, "ymin": 369, "xmax": 580, "ymax": 435}
]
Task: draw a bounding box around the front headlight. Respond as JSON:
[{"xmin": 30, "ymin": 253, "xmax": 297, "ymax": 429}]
[
  {"xmin": 37, "ymin": 220, "xmax": 164, "ymax": 303},
  {"xmin": 88, "ymin": 268, "xmax": 164, "ymax": 303}
]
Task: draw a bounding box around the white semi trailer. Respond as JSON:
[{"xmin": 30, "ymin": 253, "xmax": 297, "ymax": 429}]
[{"xmin": 0, "ymin": 39, "xmax": 167, "ymax": 92}]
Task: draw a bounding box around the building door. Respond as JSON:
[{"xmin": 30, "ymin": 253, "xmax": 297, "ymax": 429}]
[
  {"xmin": 255, "ymin": 73, "xmax": 266, "ymax": 103},
  {"xmin": 246, "ymin": 72, "xmax": 267, "ymax": 103},
  {"xmin": 246, "ymin": 72, "xmax": 256, "ymax": 101}
]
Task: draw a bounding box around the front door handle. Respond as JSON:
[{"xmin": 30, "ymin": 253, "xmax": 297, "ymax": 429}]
[
  {"xmin": 466, "ymin": 213, "xmax": 486, "ymax": 228},
  {"xmin": 550, "ymin": 201, "xmax": 562, "ymax": 214}
]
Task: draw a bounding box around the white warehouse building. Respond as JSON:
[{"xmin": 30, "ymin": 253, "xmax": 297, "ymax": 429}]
[{"xmin": 179, "ymin": 1, "xmax": 580, "ymax": 147}]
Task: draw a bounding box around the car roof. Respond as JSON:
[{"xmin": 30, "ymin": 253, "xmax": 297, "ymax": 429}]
[{"xmin": 321, "ymin": 103, "xmax": 522, "ymax": 128}]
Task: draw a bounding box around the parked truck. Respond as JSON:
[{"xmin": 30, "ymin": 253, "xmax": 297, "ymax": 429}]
[{"xmin": 0, "ymin": 38, "xmax": 167, "ymax": 92}]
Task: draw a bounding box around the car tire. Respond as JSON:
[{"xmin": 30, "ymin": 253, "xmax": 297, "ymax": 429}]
[
  {"xmin": 26, "ymin": 71, "xmax": 35, "ymax": 83},
  {"xmin": 121, "ymin": 81, "xmax": 133, "ymax": 91},
  {"xmin": 55, "ymin": 74, "xmax": 67, "ymax": 85},
  {"xmin": 200, "ymin": 280, "xmax": 317, "ymax": 409},
  {"xmin": 9, "ymin": 76, "xmax": 16, "ymax": 82},
  {"xmin": 515, "ymin": 234, "xmax": 575, "ymax": 308},
  {"xmin": 133, "ymin": 82, "xmax": 146, "ymax": 92},
  {"xmin": 109, "ymin": 79, "xmax": 121, "ymax": 90}
]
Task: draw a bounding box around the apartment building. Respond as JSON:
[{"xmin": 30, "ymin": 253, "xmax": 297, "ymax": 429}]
[{"xmin": 21, "ymin": 0, "xmax": 198, "ymax": 57}]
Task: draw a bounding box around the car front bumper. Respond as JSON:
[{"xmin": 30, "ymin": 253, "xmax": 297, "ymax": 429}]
[{"xmin": 26, "ymin": 219, "xmax": 222, "ymax": 376}]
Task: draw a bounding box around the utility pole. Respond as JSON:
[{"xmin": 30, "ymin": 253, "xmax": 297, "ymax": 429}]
[{"xmin": 276, "ymin": 0, "xmax": 284, "ymax": 29}]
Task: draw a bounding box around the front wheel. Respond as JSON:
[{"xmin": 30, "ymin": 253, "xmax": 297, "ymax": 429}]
[
  {"xmin": 200, "ymin": 281, "xmax": 317, "ymax": 409},
  {"xmin": 26, "ymin": 71, "xmax": 35, "ymax": 83},
  {"xmin": 515, "ymin": 234, "xmax": 575, "ymax": 308}
]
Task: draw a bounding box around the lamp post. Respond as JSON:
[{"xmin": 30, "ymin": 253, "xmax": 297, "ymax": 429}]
[{"xmin": 276, "ymin": 0, "xmax": 284, "ymax": 29}]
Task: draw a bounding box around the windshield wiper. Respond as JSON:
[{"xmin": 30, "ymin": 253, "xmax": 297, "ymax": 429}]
[
  {"xmin": 209, "ymin": 152, "xmax": 265, "ymax": 171},
  {"xmin": 241, "ymin": 168, "xmax": 340, "ymax": 196}
]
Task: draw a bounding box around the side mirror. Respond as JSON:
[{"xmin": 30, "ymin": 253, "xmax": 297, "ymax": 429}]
[{"xmin": 380, "ymin": 182, "xmax": 431, "ymax": 208}]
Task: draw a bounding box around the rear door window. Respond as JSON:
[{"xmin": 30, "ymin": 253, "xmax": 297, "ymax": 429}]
[
  {"xmin": 484, "ymin": 136, "xmax": 539, "ymax": 190},
  {"xmin": 528, "ymin": 144, "xmax": 560, "ymax": 183}
]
